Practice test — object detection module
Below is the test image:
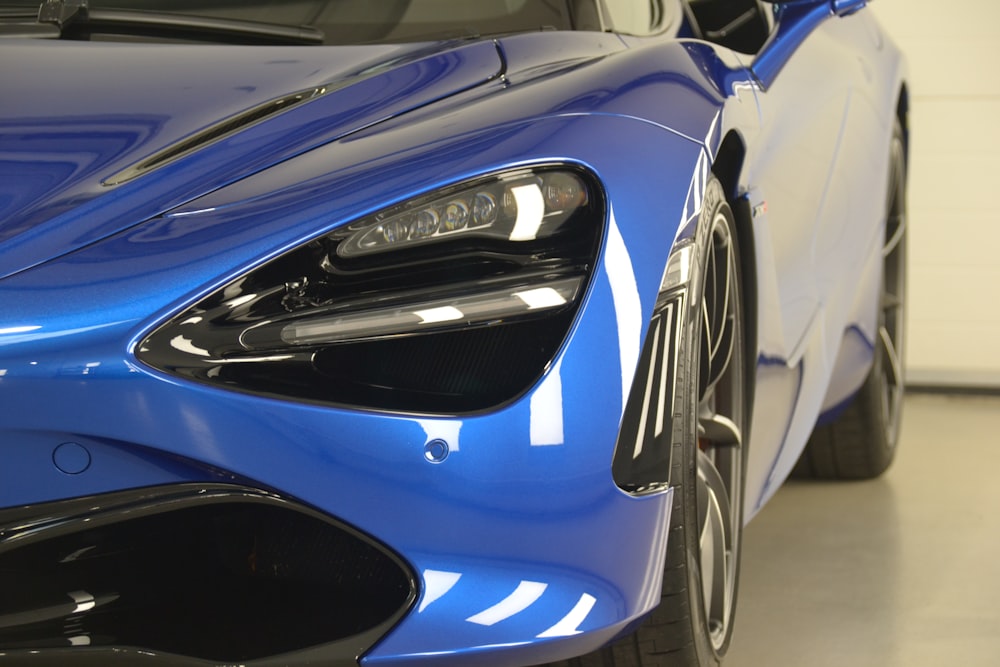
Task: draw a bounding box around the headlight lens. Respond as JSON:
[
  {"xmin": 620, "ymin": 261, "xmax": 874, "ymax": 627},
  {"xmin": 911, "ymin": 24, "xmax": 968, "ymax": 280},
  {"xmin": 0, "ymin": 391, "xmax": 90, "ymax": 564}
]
[
  {"xmin": 335, "ymin": 171, "xmax": 588, "ymax": 257},
  {"xmin": 137, "ymin": 166, "xmax": 603, "ymax": 413}
]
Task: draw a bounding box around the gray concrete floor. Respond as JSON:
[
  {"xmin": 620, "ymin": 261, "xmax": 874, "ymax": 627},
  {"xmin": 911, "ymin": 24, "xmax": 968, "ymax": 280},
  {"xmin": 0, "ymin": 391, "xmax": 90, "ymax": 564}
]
[{"xmin": 726, "ymin": 393, "xmax": 1000, "ymax": 667}]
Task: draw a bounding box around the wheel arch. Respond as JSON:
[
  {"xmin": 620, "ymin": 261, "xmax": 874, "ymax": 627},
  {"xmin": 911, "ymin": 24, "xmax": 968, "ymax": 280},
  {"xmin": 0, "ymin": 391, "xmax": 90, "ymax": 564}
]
[{"xmin": 712, "ymin": 130, "xmax": 758, "ymax": 420}]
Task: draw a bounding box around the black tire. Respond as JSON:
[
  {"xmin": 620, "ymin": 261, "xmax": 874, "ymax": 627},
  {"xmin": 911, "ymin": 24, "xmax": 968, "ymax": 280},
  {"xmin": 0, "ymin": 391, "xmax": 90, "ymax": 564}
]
[
  {"xmin": 793, "ymin": 119, "xmax": 907, "ymax": 480},
  {"xmin": 546, "ymin": 176, "xmax": 748, "ymax": 667}
]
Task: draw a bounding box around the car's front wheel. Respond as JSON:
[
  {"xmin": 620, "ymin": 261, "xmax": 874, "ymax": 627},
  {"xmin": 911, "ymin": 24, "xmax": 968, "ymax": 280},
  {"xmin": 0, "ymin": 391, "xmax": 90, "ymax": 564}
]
[{"xmin": 548, "ymin": 175, "xmax": 748, "ymax": 667}]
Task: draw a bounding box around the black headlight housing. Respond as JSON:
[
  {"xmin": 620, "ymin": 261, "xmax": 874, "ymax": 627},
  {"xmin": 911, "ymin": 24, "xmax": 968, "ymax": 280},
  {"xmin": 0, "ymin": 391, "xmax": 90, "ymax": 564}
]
[{"xmin": 137, "ymin": 166, "xmax": 605, "ymax": 414}]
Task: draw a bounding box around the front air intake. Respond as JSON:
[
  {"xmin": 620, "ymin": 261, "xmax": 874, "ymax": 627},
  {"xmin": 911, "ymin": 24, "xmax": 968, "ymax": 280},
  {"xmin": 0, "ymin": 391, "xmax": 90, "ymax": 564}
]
[{"xmin": 0, "ymin": 484, "xmax": 415, "ymax": 663}]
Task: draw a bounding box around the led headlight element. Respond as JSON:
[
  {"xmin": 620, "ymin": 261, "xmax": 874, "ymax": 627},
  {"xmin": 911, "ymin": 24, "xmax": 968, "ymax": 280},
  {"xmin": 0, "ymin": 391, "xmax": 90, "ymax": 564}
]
[
  {"xmin": 335, "ymin": 171, "xmax": 588, "ymax": 258},
  {"xmin": 138, "ymin": 165, "xmax": 603, "ymax": 413},
  {"xmin": 240, "ymin": 277, "xmax": 583, "ymax": 349}
]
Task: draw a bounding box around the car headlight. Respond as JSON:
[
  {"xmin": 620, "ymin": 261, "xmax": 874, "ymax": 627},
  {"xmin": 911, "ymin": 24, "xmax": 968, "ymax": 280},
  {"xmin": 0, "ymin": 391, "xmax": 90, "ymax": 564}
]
[{"xmin": 137, "ymin": 166, "xmax": 604, "ymax": 413}]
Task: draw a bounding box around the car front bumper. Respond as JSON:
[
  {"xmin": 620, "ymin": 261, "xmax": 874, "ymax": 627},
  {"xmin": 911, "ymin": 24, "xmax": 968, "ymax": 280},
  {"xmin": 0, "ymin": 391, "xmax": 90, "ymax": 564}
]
[{"xmin": 0, "ymin": 241, "xmax": 674, "ymax": 667}]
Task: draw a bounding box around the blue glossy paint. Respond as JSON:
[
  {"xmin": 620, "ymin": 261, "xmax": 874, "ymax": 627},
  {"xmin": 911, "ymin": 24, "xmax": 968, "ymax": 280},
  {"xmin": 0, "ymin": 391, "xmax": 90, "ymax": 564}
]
[
  {"xmin": 0, "ymin": 2, "xmax": 906, "ymax": 663},
  {"xmin": 0, "ymin": 39, "xmax": 502, "ymax": 279},
  {"xmin": 0, "ymin": 113, "xmax": 701, "ymax": 661},
  {"xmin": 740, "ymin": 6, "xmax": 905, "ymax": 512},
  {"xmin": 753, "ymin": 1, "xmax": 835, "ymax": 88}
]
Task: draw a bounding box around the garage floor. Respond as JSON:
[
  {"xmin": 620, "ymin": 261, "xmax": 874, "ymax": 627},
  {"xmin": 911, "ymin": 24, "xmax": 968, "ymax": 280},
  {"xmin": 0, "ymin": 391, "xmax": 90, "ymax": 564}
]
[{"xmin": 726, "ymin": 393, "xmax": 1000, "ymax": 667}]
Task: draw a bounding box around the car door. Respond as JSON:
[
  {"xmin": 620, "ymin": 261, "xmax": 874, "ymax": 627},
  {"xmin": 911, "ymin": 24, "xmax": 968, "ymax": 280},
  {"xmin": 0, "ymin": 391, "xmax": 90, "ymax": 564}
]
[{"xmin": 737, "ymin": 0, "xmax": 893, "ymax": 509}]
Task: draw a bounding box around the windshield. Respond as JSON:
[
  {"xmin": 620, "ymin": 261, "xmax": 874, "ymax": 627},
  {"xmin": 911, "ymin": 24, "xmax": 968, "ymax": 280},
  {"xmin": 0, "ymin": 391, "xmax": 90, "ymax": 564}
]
[{"xmin": 1, "ymin": 0, "xmax": 598, "ymax": 44}]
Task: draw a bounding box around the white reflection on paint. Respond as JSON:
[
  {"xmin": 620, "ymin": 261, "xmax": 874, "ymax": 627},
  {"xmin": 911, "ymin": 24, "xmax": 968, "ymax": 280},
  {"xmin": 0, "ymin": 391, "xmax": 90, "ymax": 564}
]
[
  {"xmin": 638, "ymin": 493, "xmax": 672, "ymax": 612},
  {"xmin": 0, "ymin": 326, "xmax": 41, "ymax": 335},
  {"xmin": 466, "ymin": 580, "xmax": 548, "ymax": 626},
  {"xmin": 415, "ymin": 306, "xmax": 464, "ymax": 324},
  {"xmin": 683, "ymin": 147, "xmax": 713, "ymax": 223},
  {"xmin": 419, "ymin": 570, "xmax": 463, "ymax": 613},
  {"xmin": 68, "ymin": 590, "xmax": 95, "ymax": 614},
  {"xmin": 654, "ymin": 305, "xmax": 674, "ymax": 438},
  {"xmin": 704, "ymin": 109, "xmax": 721, "ymax": 160},
  {"xmin": 169, "ymin": 335, "xmax": 210, "ymax": 357},
  {"xmin": 205, "ymin": 355, "xmax": 295, "ymax": 364},
  {"xmin": 417, "ymin": 419, "xmax": 462, "ymax": 452},
  {"xmin": 60, "ymin": 546, "xmax": 96, "ymax": 563},
  {"xmin": 411, "ymin": 642, "xmax": 531, "ymax": 658},
  {"xmin": 530, "ymin": 358, "xmax": 564, "ymax": 446},
  {"xmin": 659, "ymin": 244, "xmax": 693, "ymax": 292},
  {"xmin": 167, "ymin": 207, "xmax": 217, "ymax": 218},
  {"xmin": 224, "ymin": 294, "xmax": 257, "ymax": 309},
  {"xmin": 605, "ymin": 209, "xmax": 642, "ymax": 415},
  {"xmin": 513, "ymin": 287, "xmax": 567, "ymax": 310},
  {"xmin": 536, "ymin": 593, "xmax": 597, "ymax": 638},
  {"xmin": 508, "ymin": 184, "xmax": 546, "ymax": 241},
  {"xmin": 631, "ymin": 318, "xmax": 659, "ymax": 460}
]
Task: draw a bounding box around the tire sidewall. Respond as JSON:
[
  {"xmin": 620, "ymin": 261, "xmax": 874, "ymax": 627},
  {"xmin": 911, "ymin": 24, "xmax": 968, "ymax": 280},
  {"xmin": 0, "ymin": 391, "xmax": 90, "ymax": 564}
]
[{"xmin": 675, "ymin": 176, "xmax": 746, "ymax": 666}]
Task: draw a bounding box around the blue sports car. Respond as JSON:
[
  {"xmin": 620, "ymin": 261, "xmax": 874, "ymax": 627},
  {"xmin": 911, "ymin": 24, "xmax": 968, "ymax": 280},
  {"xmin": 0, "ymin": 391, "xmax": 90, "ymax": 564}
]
[{"xmin": 0, "ymin": 1, "xmax": 907, "ymax": 665}]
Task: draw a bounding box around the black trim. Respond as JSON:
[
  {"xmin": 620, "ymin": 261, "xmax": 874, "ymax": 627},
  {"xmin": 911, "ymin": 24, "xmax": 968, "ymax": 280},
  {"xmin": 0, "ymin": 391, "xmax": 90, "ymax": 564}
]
[
  {"xmin": 0, "ymin": 484, "xmax": 416, "ymax": 665},
  {"xmin": 612, "ymin": 293, "xmax": 684, "ymax": 494}
]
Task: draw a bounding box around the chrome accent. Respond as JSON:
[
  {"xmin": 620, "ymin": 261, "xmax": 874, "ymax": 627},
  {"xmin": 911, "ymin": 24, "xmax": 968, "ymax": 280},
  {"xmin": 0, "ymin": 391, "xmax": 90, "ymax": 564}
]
[
  {"xmin": 239, "ymin": 276, "xmax": 583, "ymax": 349},
  {"xmin": 660, "ymin": 241, "xmax": 694, "ymax": 292}
]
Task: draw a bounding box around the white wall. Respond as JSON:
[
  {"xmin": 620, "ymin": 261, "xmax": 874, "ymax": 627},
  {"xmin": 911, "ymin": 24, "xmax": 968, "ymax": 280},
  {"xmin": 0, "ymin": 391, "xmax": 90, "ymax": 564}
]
[{"xmin": 869, "ymin": 0, "xmax": 1000, "ymax": 386}]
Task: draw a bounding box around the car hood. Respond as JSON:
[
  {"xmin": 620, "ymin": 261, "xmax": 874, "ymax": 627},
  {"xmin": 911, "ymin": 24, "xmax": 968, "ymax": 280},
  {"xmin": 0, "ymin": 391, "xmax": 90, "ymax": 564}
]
[{"xmin": 0, "ymin": 39, "xmax": 503, "ymax": 280}]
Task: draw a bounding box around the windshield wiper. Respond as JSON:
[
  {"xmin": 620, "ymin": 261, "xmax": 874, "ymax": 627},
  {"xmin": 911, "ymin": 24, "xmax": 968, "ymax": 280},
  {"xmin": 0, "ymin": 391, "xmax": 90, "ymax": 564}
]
[{"xmin": 1, "ymin": 0, "xmax": 324, "ymax": 44}]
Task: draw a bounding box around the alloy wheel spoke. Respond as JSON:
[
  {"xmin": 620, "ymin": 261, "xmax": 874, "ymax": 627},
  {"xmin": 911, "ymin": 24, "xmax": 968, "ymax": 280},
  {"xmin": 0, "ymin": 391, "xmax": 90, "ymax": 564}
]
[
  {"xmin": 692, "ymin": 204, "xmax": 744, "ymax": 651},
  {"xmin": 698, "ymin": 404, "xmax": 742, "ymax": 447},
  {"xmin": 707, "ymin": 315, "xmax": 735, "ymax": 391},
  {"xmin": 883, "ymin": 214, "xmax": 906, "ymax": 257},
  {"xmin": 879, "ymin": 325, "xmax": 902, "ymax": 390},
  {"xmin": 709, "ymin": 243, "xmax": 730, "ymax": 356},
  {"xmin": 877, "ymin": 131, "xmax": 907, "ymax": 451},
  {"xmin": 696, "ymin": 473, "xmax": 715, "ymax": 618},
  {"xmin": 697, "ymin": 450, "xmax": 733, "ymax": 638},
  {"xmin": 701, "ymin": 222, "xmax": 737, "ymax": 398},
  {"xmin": 882, "ymin": 291, "xmax": 903, "ymax": 312}
]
